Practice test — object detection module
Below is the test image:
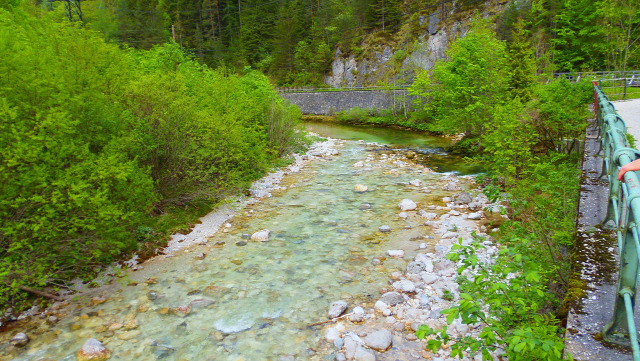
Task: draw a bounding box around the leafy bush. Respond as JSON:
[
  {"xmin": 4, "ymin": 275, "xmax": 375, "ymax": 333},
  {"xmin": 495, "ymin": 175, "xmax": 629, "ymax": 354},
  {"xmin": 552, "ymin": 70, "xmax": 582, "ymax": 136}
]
[
  {"xmin": 0, "ymin": 4, "xmax": 301, "ymax": 310},
  {"xmin": 532, "ymin": 78, "xmax": 593, "ymax": 154}
]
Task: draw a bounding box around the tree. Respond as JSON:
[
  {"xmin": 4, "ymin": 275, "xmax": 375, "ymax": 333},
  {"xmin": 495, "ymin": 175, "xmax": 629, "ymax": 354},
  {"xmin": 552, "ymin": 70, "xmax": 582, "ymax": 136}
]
[
  {"xmin": 509, "ymin": 18, "xmax": 537, "ymax": 101},
  {"xmin": 409, "ymin": 17, "xmax": 510, "ymax": 138}
]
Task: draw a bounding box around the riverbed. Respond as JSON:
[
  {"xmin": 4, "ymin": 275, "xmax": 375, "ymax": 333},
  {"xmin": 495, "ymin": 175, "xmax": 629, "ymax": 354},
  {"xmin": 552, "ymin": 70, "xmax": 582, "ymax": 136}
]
[{"xmin": 0, "ymin": 122, "xmax": 493, "ymax": 361}]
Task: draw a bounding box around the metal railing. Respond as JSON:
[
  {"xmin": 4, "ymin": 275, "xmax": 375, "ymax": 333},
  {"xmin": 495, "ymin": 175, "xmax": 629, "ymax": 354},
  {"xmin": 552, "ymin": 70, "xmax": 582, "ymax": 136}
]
[
  {"xmin": 277, "ymin": 85, "xmax": 410, "ymax": 93},
  {"xmin": 595, "ymin": 81, "xmax": 640, "ymax": 361}
]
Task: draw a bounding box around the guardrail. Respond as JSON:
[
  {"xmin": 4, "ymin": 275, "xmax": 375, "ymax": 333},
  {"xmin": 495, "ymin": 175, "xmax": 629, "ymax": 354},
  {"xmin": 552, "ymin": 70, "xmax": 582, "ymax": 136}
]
[{"xmin": 595, "ymin": 81, "xmax": 640, "ymax": 360}]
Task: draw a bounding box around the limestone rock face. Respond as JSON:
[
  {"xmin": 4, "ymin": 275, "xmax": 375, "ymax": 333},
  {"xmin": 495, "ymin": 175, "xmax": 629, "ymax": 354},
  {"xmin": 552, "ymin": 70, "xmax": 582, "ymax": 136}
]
[{"xmin": 76, "ymin": 338, "xmax": 111, "ymax": 361}]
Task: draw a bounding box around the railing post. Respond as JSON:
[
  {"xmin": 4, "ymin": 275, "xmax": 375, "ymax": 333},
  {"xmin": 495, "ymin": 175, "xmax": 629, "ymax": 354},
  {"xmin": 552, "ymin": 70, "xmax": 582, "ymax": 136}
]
[
  {"xmin": 603, "ymin": 201, "xmax": 640, "ymax": 347},
  {"xmin": 624, "ymin": 78, "xmax": 628, "ymax": 100}
]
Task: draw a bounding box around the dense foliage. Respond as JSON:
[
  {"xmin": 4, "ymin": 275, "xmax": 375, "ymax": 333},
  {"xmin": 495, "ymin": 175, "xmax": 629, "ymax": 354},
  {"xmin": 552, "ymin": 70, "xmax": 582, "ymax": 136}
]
[
  {"xmin": 406, "ymin": 17, "xmax": 592, "ymax": 360},
  {"xmin": 0, "ymin": 4, "xmax": 301, "ymax": 309}
]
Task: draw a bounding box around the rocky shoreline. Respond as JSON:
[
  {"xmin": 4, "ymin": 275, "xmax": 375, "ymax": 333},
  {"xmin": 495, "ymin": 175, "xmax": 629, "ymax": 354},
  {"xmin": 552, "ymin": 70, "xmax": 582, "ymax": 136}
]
[{"xmin": 317, "ymin": 152, "xmax": 506, "ymax": 361}]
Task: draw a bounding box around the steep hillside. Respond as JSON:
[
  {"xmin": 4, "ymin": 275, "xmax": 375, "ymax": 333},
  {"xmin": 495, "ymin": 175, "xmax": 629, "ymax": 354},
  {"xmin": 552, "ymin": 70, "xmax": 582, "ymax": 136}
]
[{"xmin": 324, "ymin": 0, "xmax": 505, "ymax": 87}]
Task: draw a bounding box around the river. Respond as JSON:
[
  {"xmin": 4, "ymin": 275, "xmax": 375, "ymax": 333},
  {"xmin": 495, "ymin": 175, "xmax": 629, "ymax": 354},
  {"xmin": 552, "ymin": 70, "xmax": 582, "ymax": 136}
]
[{"xmin": 0, "ymin": 121, "xmax": 485, "ymax": 361}]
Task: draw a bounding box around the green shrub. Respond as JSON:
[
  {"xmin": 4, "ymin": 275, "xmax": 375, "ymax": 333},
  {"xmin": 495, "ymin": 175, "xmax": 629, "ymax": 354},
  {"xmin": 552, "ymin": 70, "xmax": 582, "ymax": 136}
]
[{"xmin": 0, "ymin": 5, "xmax": 302, "ymax": 310}]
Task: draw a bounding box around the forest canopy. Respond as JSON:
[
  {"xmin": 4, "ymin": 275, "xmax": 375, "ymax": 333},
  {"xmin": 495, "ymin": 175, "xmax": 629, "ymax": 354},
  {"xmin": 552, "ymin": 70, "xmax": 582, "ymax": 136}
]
[{"xmin": 61, "ymin": 0, "xmax": 640, "ymax": 85}]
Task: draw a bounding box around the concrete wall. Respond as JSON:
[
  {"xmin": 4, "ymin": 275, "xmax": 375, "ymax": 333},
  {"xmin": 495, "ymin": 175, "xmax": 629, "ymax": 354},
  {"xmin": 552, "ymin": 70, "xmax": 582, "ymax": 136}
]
[{"xmin": 279, "ymin": 90, "xmax": 415, "ymax": 115}]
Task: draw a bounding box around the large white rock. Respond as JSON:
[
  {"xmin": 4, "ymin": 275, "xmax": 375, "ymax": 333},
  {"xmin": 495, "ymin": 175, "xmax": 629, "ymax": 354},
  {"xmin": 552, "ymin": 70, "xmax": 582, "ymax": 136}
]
[
  {"xmin": 251, "ymin": 229, "xmax": 270, "ymax": 242},
  {"xmin": 76, "ymin": 338, "xmax": 111, "ymax": 361},
  {"xmin": 10, "ymin": 333, "xmax": 29, "ymax": 347},
  {"xmin": 364, "ymin": 329, "xmax": 393, "ymax": 351},
  {"xmin": 387, "ymin": 250, "xmax": 405, "ymax": 258},
  {"xmin": 328, "ymin": 300, "xmax": 348, "ymax": 318},
  {"xmin": 398, "ymin": 199, "xmax": 417, "ymax": 211}
]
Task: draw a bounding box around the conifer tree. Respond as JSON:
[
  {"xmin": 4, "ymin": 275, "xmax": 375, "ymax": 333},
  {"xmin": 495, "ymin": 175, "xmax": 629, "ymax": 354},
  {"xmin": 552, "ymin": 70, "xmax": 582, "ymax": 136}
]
[{"xmin": 509, "ymin": 18, "xmax": 537, "ymax": 101}]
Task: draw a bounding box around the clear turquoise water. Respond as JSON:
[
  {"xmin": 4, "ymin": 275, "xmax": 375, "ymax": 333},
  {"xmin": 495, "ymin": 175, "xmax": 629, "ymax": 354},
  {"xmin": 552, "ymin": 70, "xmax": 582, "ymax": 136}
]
[{"xmin": 1, "ymin": 124, "xmax": 479, "ymax": 361}]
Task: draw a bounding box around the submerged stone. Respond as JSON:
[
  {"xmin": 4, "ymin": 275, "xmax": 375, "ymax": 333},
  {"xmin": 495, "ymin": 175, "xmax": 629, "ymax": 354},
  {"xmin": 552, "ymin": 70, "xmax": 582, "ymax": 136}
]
[{"xmin": 76, "ymin": 338, "xmax": 111, "ymax": 361}]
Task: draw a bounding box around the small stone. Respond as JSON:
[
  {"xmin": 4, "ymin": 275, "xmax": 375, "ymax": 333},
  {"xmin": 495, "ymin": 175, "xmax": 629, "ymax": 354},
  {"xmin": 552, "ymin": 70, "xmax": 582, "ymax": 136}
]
[
  {"xmin": 359, "ymin": 203, "xmax": 372, "ymax": 210},
  {"xmin": 354, "ymin": 345, "xmax": 377, "ymax": 360},
  {"xmin": 47, "ymin": 316, "xmax": 59, "ymax": 325},
  {"xmin": 467, "ymin": 212, "xmax": 482, "ymax": 220},
  {"xmin": 419, "ymin": 294, "xmax": 430, "ymax": 308},
  {"xmin": 344, "ymin": 336, "xmax": 358, "ymax": 360},
  {"xmin": 419, "ymin": 243, "xmax": 427, "ymax": 249},
  {"xmin": 409, "ymin": 179, "xmax": 422, "ymax": 187},
  {"xmin": 455, "ymin": 192, "xmax": 473, "ymax": 205},
  {"xmin": 406, "ymin": 261, "xmax": 425, "ymax": 274},
  {"xmin": 334, "ymin": 337, "xmax": 344, "ymax": 349},
  {"xmin": 379, "ymin": 292, "xmax": 404, "ymax": 306},
  {"xmin": 393, "ymin": 280, "xmax": 416, "ymax": 293},
  {"xmin": 325, "ymin": 327, "xmax": 341, "ymax": 342},
  {"xmin": 349, "ymin": 306, "xmax": 365, "ymax": 322},
  {"xmin": 124, "ymin": 319, "xmax": 138, "ymax": 330},
  {"xmin": 171, "ymin": 305, "xmax": 191, "ymax": 317},
  {"xmin": 91, "ymin": 296, "xmax": 108, "ymax": 306},
  {"xmin": 251, "ymin": 229, "xmax": 270, "ymax": 242},
  {"xmin": 422, "ymin": 274, "xmax": 438, "ymax": 285},
  {"xmin": 379, "ymin": 225, "xmax": 391, "ymax": 233},
  {"xmin": 108, "ymin": 323, "xmax": 123, "ymax": 331},
  {"xmin": 194, "ymin": 252, "xmax": 206, "ymax": 260},
  {"xmin": 355, "ymin": 184, "xmax": 368, "ymax": 192},
  {"xmin": 241, "ymin": 234, "xmax": 251, "ymax": 239},
  {"xmin": 10, "ymin": 332, "xmax": 29, "ymax": 347},
  {"xmin": 375, "ymin": 301, "xmax": 389, "ymax": 313},
  {"xmin": 189, "ymin": 298, "xmax": 215, "ymax": 309},
  {"xmin": 117, "ymin": 330, "xmax": 141, "ymax": 340},
  {"xmin": 147, "ymin": 292, "xmax": 158, "ymax": 301},
  {"xmin": 419, "ymin": 211, "xmax": 438, "ymax": 219},
  {"xmin": 387, "ymin": 250, "xmax": 404, "ymax": 257},
  {"xmin": 398, "ymin": 199, "xmax": 417, "ymax": 211},
  {"xmin": 444, "ymin": 182, "xmax": 461, "ymax": 191},
  {"xmin": 236, "ymin": 241, "xmax": 247, "ymax": 247},
  {"xmin": 364, "ymin": 329, "xmax": 393, "ymax": 351},
  {"xmin": 76, "ymin": 338, "xmax": 111, "ymax": 361},
  {"xmin": 398, "ymin": 212, "xmax": 408, "ymax": 219},
  {"xmin": 328, "ymin": 301, "xmax": 348, "ymax": 318}
]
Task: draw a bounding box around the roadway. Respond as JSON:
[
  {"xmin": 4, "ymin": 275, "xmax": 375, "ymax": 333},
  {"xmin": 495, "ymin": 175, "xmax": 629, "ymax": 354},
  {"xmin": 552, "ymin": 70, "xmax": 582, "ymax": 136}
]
[{"xmin": 613, "ymin": 98, "xmax": 640, "ymax": 144}]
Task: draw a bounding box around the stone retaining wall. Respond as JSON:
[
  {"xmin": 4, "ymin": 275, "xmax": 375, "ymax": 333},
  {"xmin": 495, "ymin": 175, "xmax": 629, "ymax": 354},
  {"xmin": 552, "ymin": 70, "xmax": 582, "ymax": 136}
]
[{"xmin": 279, "ymin": 90, "xmax": 415, "ymax": 115}]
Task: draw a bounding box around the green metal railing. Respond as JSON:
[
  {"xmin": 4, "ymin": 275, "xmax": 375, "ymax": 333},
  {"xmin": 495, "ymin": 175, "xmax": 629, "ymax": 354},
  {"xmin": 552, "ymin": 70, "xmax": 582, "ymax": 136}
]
[{"xmin": 595, "ymin": 81, "xmax": 640, "ymax": 360}]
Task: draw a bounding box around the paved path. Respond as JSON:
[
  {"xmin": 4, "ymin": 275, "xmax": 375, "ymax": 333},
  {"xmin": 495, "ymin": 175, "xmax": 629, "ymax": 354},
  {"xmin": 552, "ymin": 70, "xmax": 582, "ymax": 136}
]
[{"xmin": 613, "ymin": 99, "xmax": 640, "ymax": 144}]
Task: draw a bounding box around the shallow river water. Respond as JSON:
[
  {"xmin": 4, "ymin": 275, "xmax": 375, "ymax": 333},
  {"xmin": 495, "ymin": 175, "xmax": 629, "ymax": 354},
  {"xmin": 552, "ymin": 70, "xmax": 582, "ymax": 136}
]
[{"xmin": 0, "ymin": 122, "xmax": 482, "ymax": 361}]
